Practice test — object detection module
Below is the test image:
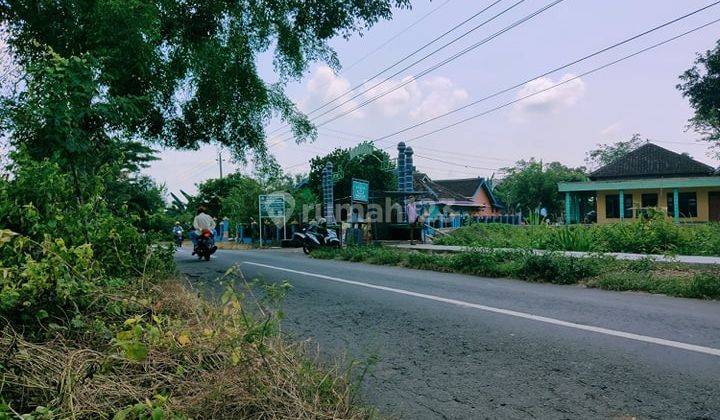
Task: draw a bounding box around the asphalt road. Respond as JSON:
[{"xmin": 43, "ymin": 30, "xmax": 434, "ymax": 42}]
[{"xmin": 176, "ymin": 247, "xmax": 720, "ymax": 419}]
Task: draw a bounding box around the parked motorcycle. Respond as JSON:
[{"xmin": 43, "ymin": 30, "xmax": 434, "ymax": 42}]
[
  {"xmin": 194, "ymin": 229, "xmax": 217, "ymax": 261},
  {"xmin": 293, "ymin": 226, "xmax": 341, "ymax": 254}
]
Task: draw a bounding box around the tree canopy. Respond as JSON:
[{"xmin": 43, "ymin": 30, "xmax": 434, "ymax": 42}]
[
  {"xmin": 307, "ymin": 142, "xmax": 396, "ymax": 200},
  {"xmin": 496, "ymin": 159, "xmax": 587, "ymax": 219},
  {"xmin": 0, "ymin": 0, "xmax": 411, "ymax": 161},
  {"xmin": 678, "ymin": 40, "xmax": 720, "ymax": 147},
  {"xmin": 585, "ymin": 134, "xmax": 645, "ymax": 169}
]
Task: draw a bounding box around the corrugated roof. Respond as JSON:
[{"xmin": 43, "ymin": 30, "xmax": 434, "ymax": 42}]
[{"xmin": 590, "ymin": 143, "xmax": 716, "ymax": 180}]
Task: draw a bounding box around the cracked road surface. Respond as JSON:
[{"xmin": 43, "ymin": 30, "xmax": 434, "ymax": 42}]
[{"xmin": 176, "ymin": 247, "xmax": 720, "ymax": 419}]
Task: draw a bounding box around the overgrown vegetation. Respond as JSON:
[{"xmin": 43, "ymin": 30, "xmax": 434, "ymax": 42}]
[
  {"xmin": 311, "ymin": 246, "xmax": 720, "ymax": 299},
  {"xmin": 436, "ymin": 217, "xmax": 720, "ymax": 256},
  {"xmin": 1, "ymin": 255, "xmax": 373, "ymax": 418}
]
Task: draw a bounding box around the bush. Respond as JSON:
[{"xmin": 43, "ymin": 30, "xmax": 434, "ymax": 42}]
[
  {"xmin": 0, "ymin": 230, "xmax": 173, "ymax": 337},
  {"xmin": 687, "ymin": 272, "xmax": 720, "ymax": 299},
  {"xmin": 514, "ymin": 252, "xmax": 603, "ymax": 285},
  {"xmin": 309, "ymin": 246, "xmax": 718, "ymax": 300},
  {"xmin": 0, "ymin": 276, "xmax": 373, "ymax": 418},
  {"xmin": 437, "ymin": 218, "xmax": 720, "ymax": 256}
]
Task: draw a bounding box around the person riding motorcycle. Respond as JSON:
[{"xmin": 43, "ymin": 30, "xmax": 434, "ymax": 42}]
[
  {"xmin": 172, "ymin": 221, "xmax": 184, "ymax": 246},
  {"xmin": 190, "ymin": 206, "xmax": 218, "ymax": 255}
]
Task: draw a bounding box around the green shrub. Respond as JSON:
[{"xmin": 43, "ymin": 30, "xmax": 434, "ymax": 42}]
[
  {"xmin": 365, "ymin": 248, "xmax": 405, "ymax": 265},
  {"xmin": 0, "ymin": 231, "xmax": 173, "ymax": 335},
  {"xmin": 589, "ymin": 270, "xmax": 720, "ymax": 299},
  {"xmin": 687, "ymin": 272, "xmax": 720, "ymax": 299},
  {"xmin": 405, "ymin": 252, "xmax": 445, "ymax": 271},
  {"xmin": 437, "ymin": 217, "xmax": 720, "ymax": 256},
  {"xmin": 512, "ymin": 253, "xmax": 603, "ymax": 285},
  {"xmin": 446, "ymin": 251, "xmax": 508, "ymax": 277}
]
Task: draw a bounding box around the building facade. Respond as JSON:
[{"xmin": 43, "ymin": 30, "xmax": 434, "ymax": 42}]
[
  {"xmin": 558, "ymin": 143, "xmax": 720, "ymax": 224},
  {"xmin": 413, "ymin": 173, "xmax": 505, "ymax": 220}
]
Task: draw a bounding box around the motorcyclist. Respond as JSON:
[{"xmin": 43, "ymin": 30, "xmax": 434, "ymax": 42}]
[
  {"xmin": 317, "ymin": 217, "xmax": 328, "ymax": 235},
  {"xmin": 190, "ymin": 206, "xmax": 218, "ymax": 255},
  {"xmin": 172, "ymin": 221, "xmax": 183, "ymax": 245}
]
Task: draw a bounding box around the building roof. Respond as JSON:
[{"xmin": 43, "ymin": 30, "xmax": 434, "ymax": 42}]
[
  {"xmin": 413, "ymin": 172, "xmax": 468, "ymax": 202},
  {"xmin": 414, "ymin": 174, "xmax": 504, "ymax": 209},
  {"xmin": 589, "ymin": 143, "xmax": 716, "ymax": 180},
  {"xmin": 431, "ymin": 178, "xmax": 482, "ymax": 199}
]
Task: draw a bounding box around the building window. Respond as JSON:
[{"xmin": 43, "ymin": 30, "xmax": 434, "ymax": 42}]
[
  {"xmin": 667, "ymin": 192, "xmax": 698, "ymax": 218},
  {"xmin": 640, "ymin": 193, "xmax": 658, "ymax": 218},
  {"xmin": 641, "ymin": 193, "xmax": 658, "ymax": 208},
  {"xmin": 606, "ymin": 194, "xmax": 633, "ymax": 219},
  {"xmin": 623, "ymin": 195, "xmax": 633, "ymax": 218},
  {"xmin": 606, "ymin": 194, "xmax": 620, "ymax": 218}
]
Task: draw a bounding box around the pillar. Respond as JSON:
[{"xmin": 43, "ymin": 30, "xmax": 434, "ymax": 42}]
[
  {"xmin": 619, "ymin": 190, "xmax": 625, "ymax": 221},
  {"xmin": 322, "ymin": 162, "xmax": 335, "ymax": 224},
  {"xmin": 565, "ymin": 192, "xmax": 572, "ymax": 224},
  {"xmin": 673, "ymin": 188, "xmax": 680, "ymax": 223},
  {"xmin": 397, "ymin": 142, "xmax": 406, "ymax": 193}
]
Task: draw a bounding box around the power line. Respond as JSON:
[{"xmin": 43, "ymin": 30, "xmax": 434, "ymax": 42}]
[
  {"xmin": 319, "ymin": 127, "xmax": 369, "ymax": 139},
  {"xmin": 412, "ymin": 145, "xmax": 514, "ymax": 162},
  {"xmin": 391, "ymin": 17, "xmax": 720, "ymax": 150},
  {"xmin": 271, "ymin": 0, "xmax": 565, "ymax": 146},
  {"xmin": 301, "ymin": 0, "xmax": 522, "ymax": 122},
  {"xmin": 414, "ymin": 154, "xmax": 501, "ymax": 171},
  {"xmin": 279, "ymin": 10, "xmax": 720, "ymax": 176},
  {"xmin": 266, "ymin": 0, "xmax": 505, "ymax": 137},
  {"xmin": 341, "ymin": 0, "xmax": 452, "ymax": 74},
  {"xmin": 368, "ymin": 0, "xmax": 720, "ymax": 145}
]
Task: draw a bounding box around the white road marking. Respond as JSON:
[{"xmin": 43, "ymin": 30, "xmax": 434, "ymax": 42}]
[{"xmin": 242, "ymin": 261, "xmax": 720, "ymax": 357}]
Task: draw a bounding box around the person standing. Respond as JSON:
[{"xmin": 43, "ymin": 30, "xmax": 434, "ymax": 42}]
[{"xmin": 406, "ymin": 196, "xmax": 418, "ymax": 245}]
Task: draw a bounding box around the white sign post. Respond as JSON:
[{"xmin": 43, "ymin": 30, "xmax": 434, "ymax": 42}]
[{"xmin": 259, "ymin": 194, "xmax": 287, "ymax": 245}]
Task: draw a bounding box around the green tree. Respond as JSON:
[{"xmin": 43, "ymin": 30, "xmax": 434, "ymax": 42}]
[
  {"xmin": 220, "ymin": 177, "xmax": 264, "ymax": 226},
  {"xmin": 496, "ymin": 159, "xmax": 587, "ymax": 220},
  {"xmin": 190, "ymin": 173, "xmax": 258, "ymax": 217},
  {"xmin": 291, "ymin": 187, "xmax": 319, "ymax": 224},
  {"xmin": 585, "ymin": 134, "xmax": 645, "ymax": 169},
  {"xmin": 678, "ymin": 40, "xmax": 720, "ymax": 147},
  {"xmin": 307, "ymin": 142, "xmax": 395, "ymax": 200},
  {"xmin": 1, "ymin": 0, "xmax": 411, "ymax": 159}
]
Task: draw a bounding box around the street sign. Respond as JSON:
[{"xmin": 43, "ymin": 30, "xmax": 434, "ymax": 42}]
[
  {"xmin": 258, "ymin": 194, "xmax": 287, "ymax": 245},
  {"xmin": 259, "ymin": 194, "xmax": 285, "ymax": 217},
  {"xmin": 351, "ymin": 179, "xmax": 369, "ymax": 203}
]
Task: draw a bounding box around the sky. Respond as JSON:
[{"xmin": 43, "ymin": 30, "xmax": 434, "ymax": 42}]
[{"xmin": 143, "ymin": 0, "xmax": 720, "ymax": 196}]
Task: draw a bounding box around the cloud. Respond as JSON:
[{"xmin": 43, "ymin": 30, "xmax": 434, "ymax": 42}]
[
  {"xmin": 362, "ymin": 75, "xmax": 421, "ymax": 117},
  {"xmin": 513, "ymin": 74, "xmax": 586, "ymax": 116},
  {"xmin": 299, "ymin": 67, "xmax": 469, "ymax": 122},
  {"xmin": 409, "ymin": 77, "xmax": 469, "ymax": 121},
  {"xmin": 361, "ymin": 75, "xmax": 468, "ymax": 120},
  {"xmin": 600, "ymin": 121, "xmax": 622, "ymax": 138},
  {"xmin": 300, "ymin": 66, "xmax": 365, "ymax": 119}
]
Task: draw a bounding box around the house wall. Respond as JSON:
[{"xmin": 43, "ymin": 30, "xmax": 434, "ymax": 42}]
[
  {"xmin": 596, "ymin": 187, "xmax": 717, "ymax": 224},
  {"xmin": 471, "ymin": 187, "xmax": 502, "ymax": 216}
]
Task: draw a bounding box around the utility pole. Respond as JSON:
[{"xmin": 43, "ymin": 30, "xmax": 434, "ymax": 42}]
[{"xmin": 217, "ymin": 149, "xmax": 223, "ymax": 179}]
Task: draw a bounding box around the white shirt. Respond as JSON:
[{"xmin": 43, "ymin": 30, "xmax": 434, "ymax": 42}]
[{"xmin": 193, "ymin": 213, "xmax": 216, "ymax": 232}]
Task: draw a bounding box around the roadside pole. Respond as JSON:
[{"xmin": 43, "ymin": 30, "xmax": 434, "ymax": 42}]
[{"xmin": 258, "ymin": 196, "xmax": 262, "ymax": 246}]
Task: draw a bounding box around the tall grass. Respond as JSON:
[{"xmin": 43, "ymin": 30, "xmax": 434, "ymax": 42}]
[
  {"xmin": 311, "ymin": 246, "xmax": 720, "ymax": 300},
  {"xmin": 435, "ymin": 218, "xmax": 720, "ymax": 256}
]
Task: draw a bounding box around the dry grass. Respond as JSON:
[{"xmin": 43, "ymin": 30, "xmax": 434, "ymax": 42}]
[
  {"xmin": 1, "ymin": 277, "xmax": 374, "ymax": 419},
  {"xmin": 215, "ymin": 241, "xmax": 253, "ymax": 250}
]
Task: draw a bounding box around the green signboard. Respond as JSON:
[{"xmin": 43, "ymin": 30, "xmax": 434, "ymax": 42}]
[
  {"xmin": 351, "ymin": 179, "xmax": 369, "ymax": 203},
  {"xmin": 259, "ymin": 194, "xmax": 285, "ymax": 217}
]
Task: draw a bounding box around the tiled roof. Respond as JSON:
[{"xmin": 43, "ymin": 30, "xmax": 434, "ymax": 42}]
[
  {"xmin": 589, "ymin": 143, "xmax": 716, "ymax": 180},
  {"xmin": 433, "ymin": 178, "xmax": 485, "ymax": 199},
  {"xmin": 413, "ymin": 172, "xmax": 467, "ymax": 202},
  {"xmin": 413, "ymin": 173, "xmax": 504, "ymax": 209}
]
